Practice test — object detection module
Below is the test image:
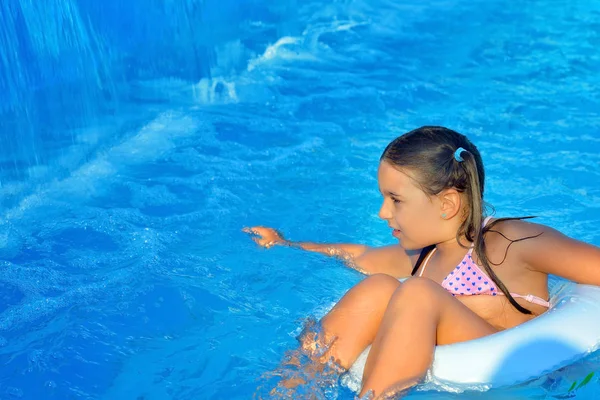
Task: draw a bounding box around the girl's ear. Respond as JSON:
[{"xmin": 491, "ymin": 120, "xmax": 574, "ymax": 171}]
[{"xmin": 438, "ymin": 189, "xmax": 462, "ymax": 219}]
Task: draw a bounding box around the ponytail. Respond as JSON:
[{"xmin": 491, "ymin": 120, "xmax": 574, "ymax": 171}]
[{"xmin": 460, "ymin": 150, "xmax": 539, "ymax": 315}]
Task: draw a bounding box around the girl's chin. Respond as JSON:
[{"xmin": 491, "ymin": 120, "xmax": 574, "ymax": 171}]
[
  {"xmin": 396, "ymin": 238, "xmax": 422, "ymax": 251},
  {"xmin": 392, "ymin": 230, "xmax": 422, "ymax": 250}
]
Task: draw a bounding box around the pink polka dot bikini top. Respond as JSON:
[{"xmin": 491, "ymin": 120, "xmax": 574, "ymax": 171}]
[{"xmin": 418, "ymin": 217, "xmax": 550, "ymax": 308}]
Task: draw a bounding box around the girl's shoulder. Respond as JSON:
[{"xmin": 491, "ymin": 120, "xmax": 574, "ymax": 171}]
[
  {"xmin": 485, "ymin": 217, "xmax": 546, "ymax": 242},
  {"xmin": 485, "ymin": 217, "xmax": 600, "ymax": 285},
  {"xmin": 481, "ymin": 217, "xmax": 546, "ymax": 267}
]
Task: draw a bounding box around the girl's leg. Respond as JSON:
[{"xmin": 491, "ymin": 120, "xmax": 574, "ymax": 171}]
[
  {"xmin": 360, "ymin": 277, "xmax": 498, "ymax": 398},
  {"xmin": 304, "ymin": 273, "xmax": 402, "ymax": 369}
]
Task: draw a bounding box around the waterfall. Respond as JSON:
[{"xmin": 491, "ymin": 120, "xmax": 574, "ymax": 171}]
[{"xmin": 0, "ymin": 0, "xmax": 297, "ymax": 192}]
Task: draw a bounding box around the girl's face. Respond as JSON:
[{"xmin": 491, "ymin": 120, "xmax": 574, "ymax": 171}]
[{"xmin": 377, "ymin": 160, "xmax": 446, "ymax": 250}]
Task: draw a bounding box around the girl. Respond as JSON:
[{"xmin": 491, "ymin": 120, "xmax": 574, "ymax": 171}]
[{"xmin": 244, "ymin": 126, "xmax": 600, "ymax": 398}]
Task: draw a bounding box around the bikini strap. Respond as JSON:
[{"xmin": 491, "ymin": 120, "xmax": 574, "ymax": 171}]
[
  {"xmin": 411, "ymin": 245, "xmax": 436, "ymax": 276},
  {"xmin": 469, "ymin": 216, "xmax": 493, "ymax": 249},
  {"xmin": 509, "ymin": 293, "xmax": 551, "ymax": 308},
  {"xmin": 483, "ymin": 216, "xmax": 493, "ymax": 227},
  {"xmin": 418, "ymin": 248, "xmax": 437, "ymax": 277}
]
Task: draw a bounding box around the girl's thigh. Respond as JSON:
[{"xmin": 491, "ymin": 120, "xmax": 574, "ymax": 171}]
[{"xmin": 317, "ymin": 274, "xmax": 401, "ymax": 368}]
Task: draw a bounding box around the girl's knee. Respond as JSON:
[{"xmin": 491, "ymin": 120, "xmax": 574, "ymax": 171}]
[
  {"xmin": 389, "ymin": 277, "xmax": 440, "ymax": 305},
  {"xmin": 364, "ymin": 273, "xmax": 402, "ymax": 289},
  {"xmin": 400, "ymin": 276, "xmax": 438, "ymax": 291},
  {"xmin": 357, "ymin": 274, "xmax": 402, "ymax": 298},
  {"xmin": 341, "ymin": 274, "xmax": 401, "ymax": 310}
]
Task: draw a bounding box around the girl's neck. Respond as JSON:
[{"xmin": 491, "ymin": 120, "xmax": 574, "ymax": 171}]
[{"xmin": 434, "ymin": 235, "xmax": 472, "ymax": 255}]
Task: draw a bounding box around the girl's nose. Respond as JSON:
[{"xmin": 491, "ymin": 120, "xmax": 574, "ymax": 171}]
[{"xmin": 378, "ymin": 200, "xmax": 392, "ymax": 221}]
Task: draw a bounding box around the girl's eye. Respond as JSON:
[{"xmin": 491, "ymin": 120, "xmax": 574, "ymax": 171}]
[{"xmin": 392, "ymin": 197, "xmax": 402, "ymax": 204}]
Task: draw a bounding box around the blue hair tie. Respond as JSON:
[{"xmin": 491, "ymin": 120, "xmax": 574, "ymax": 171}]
[{"xmin": 454, "ymin": 147, "xmax": 466, "ymax": 162}]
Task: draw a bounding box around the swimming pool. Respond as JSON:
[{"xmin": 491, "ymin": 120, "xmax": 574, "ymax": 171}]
[{"xmin": 1, "ymin": 0, "xmax": 600, "ymax": 398}]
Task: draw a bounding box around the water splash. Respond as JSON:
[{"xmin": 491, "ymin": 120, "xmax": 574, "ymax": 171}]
[{"xmin": 254, "ymin": 317, "xmax": 346, "ymax": 399}]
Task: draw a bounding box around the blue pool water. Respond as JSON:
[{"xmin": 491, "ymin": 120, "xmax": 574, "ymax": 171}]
[{"xmin": 1, "ymin": 0, "xmax": 600, "ymax": 398}]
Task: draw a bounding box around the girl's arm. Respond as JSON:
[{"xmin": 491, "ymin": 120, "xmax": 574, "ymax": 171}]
[
  {"xmin": 512, "ymin": 221, "xmax": 600, "ymax": 286},
  {"xmin": 243, "ymin": 226, "xmax": 417, "ymax": 278}
]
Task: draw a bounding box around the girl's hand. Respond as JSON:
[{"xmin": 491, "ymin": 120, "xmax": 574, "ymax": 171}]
[{"xmin": 243, "ymin": 226, "xmax": 287, "ymax": 248}]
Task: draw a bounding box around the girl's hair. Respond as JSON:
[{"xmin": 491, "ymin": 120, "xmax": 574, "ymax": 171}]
[{"xmin": 381, "ymin": 126, "xmax": 541, "ymax": 315}]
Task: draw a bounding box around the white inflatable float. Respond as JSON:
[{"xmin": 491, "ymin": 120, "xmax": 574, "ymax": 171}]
[{"xmin": 342, "ymin": 277, "xmax": 600, "ymax": 393}]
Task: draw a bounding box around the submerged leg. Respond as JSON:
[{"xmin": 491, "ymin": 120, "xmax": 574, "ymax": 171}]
[
  {"xmin": 262, "ymin": 273, "xmax": 401, "ymax": 397},
  {"xmin": 360, "ymin": 277, "xmax": 498, "ymax": 399},
  {"xmin": 315, "ymin": 273, "xmax": 402, "ymax": 369}
]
